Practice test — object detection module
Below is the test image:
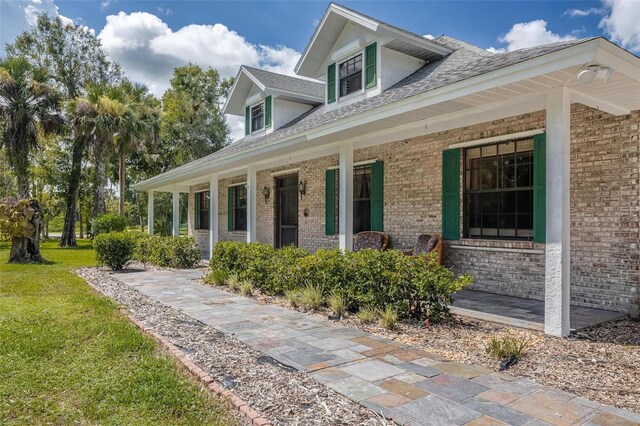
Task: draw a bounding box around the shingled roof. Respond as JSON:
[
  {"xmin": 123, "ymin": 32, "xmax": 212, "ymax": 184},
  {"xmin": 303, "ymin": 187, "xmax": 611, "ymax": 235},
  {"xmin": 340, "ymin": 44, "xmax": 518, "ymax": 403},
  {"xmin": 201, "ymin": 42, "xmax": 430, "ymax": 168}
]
[{"xmin": 242, "ymin": 66, "xmax": 325, "ymax": 99}]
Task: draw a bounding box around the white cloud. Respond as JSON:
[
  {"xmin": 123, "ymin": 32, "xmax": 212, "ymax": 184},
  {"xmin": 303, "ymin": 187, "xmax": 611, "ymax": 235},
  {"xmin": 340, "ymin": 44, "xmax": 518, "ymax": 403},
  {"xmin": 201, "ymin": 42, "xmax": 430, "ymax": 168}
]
[
  {"xmin": 98, "ymin": 11, "xmax": 301, "ymax": 97},
  {"xmin": 423, "ymin": 34, "xmax": 435, "ymax": 40},
  {"xmin": 1, "ymin": 0, "xmax": 74, "ymax": 54},
  {"xmin": 226, "ymin": 115, "xmax": 245, "ymax": 142},
  {"xmin": 488, "ymin": 19, "xmax": 576, "ymax": 52},
  {"xmin": 564, "ymin": 7, "xmax": 605, "ymax": 17},
  {"xmin": 599, "ymin": 0, "xmax": 640, "ymax": 52}
]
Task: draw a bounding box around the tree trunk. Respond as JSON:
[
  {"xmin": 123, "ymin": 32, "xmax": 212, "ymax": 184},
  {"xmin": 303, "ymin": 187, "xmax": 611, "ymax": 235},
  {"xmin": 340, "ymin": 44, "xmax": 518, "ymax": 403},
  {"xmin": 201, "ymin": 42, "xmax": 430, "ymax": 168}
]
[
  {"xmin": 60, "ymin": 138, "xmax": 85, "ymax": 247},
  {"xmin": 93, "ymin": 139, "xmax": 107, "ymax": 218},
  {"xmin": 119, "ymin": 147, "xmax": 126, "ymax": 215},
  {"xmin": 78, "ymin": 208, "xmax": 84, "ymax": 239},
  {"xmin": 8, "ymin": 199, "xmax": 44, "ymax": 263}
]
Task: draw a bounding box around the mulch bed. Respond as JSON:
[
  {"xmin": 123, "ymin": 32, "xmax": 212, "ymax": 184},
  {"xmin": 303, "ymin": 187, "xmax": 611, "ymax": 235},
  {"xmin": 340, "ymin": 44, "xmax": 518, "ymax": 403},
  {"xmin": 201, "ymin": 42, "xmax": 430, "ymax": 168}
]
[
  {"xmin": 76, "ymin": 267, "xmax": 391, "ymax": 426},
  {"xmin": 249, "ymin": 289, "xmax": 640, "ymax": 414}
]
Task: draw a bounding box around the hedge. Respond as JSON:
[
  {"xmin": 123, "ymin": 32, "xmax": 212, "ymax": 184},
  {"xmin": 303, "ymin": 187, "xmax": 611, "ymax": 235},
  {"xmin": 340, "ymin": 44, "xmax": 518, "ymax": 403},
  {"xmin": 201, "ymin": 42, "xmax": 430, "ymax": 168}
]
[
  {"xmin": 133, "ymin": 234, "xmax": 202, "ymax": 268},
  {"xmin": 94, "ymin": 232, "xmax": 136, "ymax": 270},
  {"xmin": 91, "ymin": 213, "xmax": 127, "ymax": 238},
  {"xmin": 208, "ymin": 241, "xmax": 472, "ymax": 322}
]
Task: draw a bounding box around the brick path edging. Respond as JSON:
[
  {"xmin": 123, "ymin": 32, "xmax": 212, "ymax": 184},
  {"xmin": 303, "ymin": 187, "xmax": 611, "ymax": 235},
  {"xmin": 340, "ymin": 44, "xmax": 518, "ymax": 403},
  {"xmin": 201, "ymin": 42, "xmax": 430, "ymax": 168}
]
[{"xmin": 85, "ymin": 277, "xmax": 271, "ymax": 426}]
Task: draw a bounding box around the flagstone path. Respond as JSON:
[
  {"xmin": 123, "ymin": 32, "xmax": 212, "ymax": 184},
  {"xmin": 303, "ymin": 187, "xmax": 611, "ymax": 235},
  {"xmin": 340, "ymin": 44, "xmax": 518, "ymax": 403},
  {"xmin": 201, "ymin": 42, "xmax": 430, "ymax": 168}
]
[{"xmin": 116, "ymin": 268, "xmax": 640, "ymax": 426}]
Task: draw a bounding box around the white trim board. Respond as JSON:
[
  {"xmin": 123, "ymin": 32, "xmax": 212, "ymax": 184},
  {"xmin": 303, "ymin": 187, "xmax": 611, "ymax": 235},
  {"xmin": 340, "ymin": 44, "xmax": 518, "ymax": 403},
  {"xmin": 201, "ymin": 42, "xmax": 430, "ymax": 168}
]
[
  {"xmin": 448, "ymin": 129, "xmax": 545, "ymax": 150},
  {"xmin": 327, "ymin": 159, "xmax": 377, "ymax": 170},
  {"xmin": 228, "ymin": 181, "xmax": 247, "ymax": 187},
  {"xmin": 270, "ymin": 168, "xmax": 301, "ymax": 176}
]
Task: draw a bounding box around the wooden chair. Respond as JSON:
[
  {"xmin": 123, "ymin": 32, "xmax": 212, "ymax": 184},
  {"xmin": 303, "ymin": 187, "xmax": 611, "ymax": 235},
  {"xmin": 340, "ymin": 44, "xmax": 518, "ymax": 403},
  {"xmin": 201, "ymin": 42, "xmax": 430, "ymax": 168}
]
[
  {"xmin": 352, "ymin": 231, "xmax": 389, "ymax": 252},
  {"xmin": 405, "ymin": 233, "xmax": 443, "ymax": 265}
]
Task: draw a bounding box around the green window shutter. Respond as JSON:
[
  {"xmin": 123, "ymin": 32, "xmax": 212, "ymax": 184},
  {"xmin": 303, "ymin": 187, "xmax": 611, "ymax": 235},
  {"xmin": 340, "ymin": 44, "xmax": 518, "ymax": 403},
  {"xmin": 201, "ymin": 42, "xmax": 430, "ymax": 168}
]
[
  {"xmin": 245, "ymin": 106, "xmax": 250, "ymax": 136},
  {"xmin": 327, "ymin": 63, "xmax": 336, "ymax": 104},
  {"xmin": 194, "ymin": 193, "xmax": 200, "ymax": 230},
  {"xmin": 533, "ymin": 133, "xmax": 546, "ymax": 243},
  {"xmin": 365, "ymin": 43, "xmax": 377, "ymax": 89},
  {"xmin": 370, "ymin": 160, "xmax": 384, "ymax": 231},
  {"xmin": 265, "ymin": 95, "xmax": 272, "ymax": 128},
  {"xmin": 442, "ymin": 149, "xmax": 461, "ymax": 240},
  {"xmin": 325, "ymin": 169, "xmax": 337, "ymax": 235},
  {"xmin": 227, "ymin": 186, "xmax": 234, "ymax": 231}
]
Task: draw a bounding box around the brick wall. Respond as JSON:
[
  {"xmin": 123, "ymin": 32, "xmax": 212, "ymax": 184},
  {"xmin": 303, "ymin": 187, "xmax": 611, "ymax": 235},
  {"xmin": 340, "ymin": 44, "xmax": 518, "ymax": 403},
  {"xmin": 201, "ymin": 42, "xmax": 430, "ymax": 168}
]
[{"xmin": 188, "ymin": 105, "xmax": 640, "ymax": 316}]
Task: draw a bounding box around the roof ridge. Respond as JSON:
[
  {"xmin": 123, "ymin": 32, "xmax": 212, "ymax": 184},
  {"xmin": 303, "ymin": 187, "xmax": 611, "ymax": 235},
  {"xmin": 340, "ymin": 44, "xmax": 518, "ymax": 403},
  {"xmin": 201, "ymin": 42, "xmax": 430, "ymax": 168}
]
[{"xmin": 242, "ymin": 65, "xmax": 324, "ymax": 86}]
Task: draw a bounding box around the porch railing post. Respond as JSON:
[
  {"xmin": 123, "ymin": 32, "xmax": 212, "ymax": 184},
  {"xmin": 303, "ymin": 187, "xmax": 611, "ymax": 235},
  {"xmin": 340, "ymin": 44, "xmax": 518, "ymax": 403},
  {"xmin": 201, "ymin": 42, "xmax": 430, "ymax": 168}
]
[
  {"xmin": 147, "ymin": 191, "xmax": 154, "ymax": 235},
  {"xmin": 209, "ymin": 175, "xmax": 219, "ymax": 256},
  {"xmin": 544, "ymin": 86, "xmax": 571, "ymax": 337},
  {"xmin": 247, "ymin": 165, "xmax": 257, "ymax": 243},
  {"xmin": 172, "ymin": 190, "xmax": 180, "ymax": 237},
  {"xmin": 339, "ymin": 142, "xmax": 354, "ymax": 251}
]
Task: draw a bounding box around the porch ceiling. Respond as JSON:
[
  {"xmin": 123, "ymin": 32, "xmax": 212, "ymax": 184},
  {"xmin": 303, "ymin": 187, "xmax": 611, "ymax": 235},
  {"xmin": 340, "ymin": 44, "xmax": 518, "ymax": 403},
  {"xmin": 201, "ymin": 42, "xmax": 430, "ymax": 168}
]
[{"xmin": 138, "ymin": 39, "xmax": 640, "ymax": 193}]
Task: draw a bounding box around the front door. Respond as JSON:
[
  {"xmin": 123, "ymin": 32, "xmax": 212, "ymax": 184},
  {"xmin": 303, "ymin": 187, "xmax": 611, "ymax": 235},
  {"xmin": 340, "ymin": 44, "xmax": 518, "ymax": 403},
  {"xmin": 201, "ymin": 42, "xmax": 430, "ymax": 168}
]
[{"xmin": 275, "ymin": 174, "xmax": 298, "ymax": 248}]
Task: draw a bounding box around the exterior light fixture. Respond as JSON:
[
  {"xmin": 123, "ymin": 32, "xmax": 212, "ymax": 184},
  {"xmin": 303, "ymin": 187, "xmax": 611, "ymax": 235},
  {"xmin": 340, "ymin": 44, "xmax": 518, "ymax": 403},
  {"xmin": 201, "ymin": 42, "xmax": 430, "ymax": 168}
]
[
  {"xmin": 298, "ymin": 180, "xmax": 307, "ymax": 196},
  {"xmin": 262, "ymin": 186, "xmax": 270, "ymax": 203},
  {"xmin": 577, "ymin": 65, "xmax": 613, "ymax": 84}
]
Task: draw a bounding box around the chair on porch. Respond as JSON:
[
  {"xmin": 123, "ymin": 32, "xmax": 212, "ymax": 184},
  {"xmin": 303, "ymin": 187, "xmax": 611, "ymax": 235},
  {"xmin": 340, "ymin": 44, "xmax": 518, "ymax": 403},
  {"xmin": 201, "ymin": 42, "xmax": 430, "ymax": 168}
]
[
  {"xmin": 352, "ymin": 231, "xmax": 389, "ymax": 252},
  {"xmin": 404, "ymin": 233, "xmax": 443, "ymax": 265}
]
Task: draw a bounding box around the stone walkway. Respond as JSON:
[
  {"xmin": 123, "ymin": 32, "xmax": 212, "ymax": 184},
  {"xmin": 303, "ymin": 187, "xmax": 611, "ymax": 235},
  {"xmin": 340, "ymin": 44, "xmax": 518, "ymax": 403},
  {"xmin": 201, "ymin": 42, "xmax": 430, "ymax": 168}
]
[{"xmin": 116, "ymin": 269, "xmax": 640, "ymax": 426}]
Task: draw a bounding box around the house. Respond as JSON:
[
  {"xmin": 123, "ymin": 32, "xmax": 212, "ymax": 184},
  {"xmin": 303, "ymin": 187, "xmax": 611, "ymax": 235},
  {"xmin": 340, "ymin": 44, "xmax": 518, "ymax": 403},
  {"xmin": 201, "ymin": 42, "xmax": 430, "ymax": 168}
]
[{"xmin": 132, "ymin": 3, "xmax": 640, "ymax": 336}]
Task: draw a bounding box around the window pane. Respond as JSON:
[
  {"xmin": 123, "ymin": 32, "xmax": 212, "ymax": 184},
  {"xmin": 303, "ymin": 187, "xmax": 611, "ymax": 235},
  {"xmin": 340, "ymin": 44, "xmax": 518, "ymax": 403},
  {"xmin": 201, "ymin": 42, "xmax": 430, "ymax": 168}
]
[
  {"xmin": 251, "ymin": 104, "xmax": 264, "ymax": 132},
  {"xmin": 233, "ymin": 186, "xmax": 247, "ymax": 231},
  {"xmin": 339, "ymin": 54, "xmax": 363, "ymax": 97},
  {"xmin": 353, "ymin": 165, "xmax": 371, "ymax": 233}
]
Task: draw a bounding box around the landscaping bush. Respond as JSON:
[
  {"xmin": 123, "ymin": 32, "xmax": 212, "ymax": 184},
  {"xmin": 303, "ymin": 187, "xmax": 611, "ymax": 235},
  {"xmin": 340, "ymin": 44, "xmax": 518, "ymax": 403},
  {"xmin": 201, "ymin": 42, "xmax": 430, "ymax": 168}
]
[
  {"xmin": 206, "ymin": 269, "xmax": 228, "ymax": 286},
  {"xmin": 133, "ymin": 234, "xmax": 201, "ymax": 268},
  {"xmin": 357, "ymin": 306, "xmax": 378, "ymax": 324},
  {"xmin": 328, "ymin": 291, "xmax": 347, "ymax": 317},
  {"xmin": 485, "ymin": 333, "xmax": 530, "ymax": 359},
  {"xmin": 208, "ymin": 241, "xmax": 472, "ymax": 322},
  {"xmin": 91, "ymin": 213, "xmax": 128, "ymax": 238},
  {"xmin": 94, "ymin": 232, "xmax": 136, "ymax": 270},
  {"xmin": 380, "ymin": 306, "xmax": 398, "ymax": 330}
]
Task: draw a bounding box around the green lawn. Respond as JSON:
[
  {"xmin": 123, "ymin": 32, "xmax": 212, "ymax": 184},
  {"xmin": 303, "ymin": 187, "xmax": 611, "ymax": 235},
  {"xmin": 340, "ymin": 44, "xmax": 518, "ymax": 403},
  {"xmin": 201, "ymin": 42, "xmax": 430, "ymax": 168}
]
[{"xmin": 0, "ymin": 239, "xmax": 238, "ymax": 425}]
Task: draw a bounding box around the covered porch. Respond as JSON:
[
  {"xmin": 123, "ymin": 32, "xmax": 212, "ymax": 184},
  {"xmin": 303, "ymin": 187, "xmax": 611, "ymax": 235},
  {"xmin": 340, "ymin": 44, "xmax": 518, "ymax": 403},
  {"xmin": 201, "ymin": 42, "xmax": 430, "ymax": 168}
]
[{"xmin": 134, "ymin": 38, "xmax": 640, "ymax": 337}]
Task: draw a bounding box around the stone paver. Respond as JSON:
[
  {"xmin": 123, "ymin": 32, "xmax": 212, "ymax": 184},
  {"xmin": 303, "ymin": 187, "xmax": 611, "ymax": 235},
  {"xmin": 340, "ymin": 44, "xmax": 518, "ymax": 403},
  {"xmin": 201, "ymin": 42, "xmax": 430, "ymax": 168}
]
[{"xmin": 115, "ymin": 269, "xmax": 640, "ymax": 426}]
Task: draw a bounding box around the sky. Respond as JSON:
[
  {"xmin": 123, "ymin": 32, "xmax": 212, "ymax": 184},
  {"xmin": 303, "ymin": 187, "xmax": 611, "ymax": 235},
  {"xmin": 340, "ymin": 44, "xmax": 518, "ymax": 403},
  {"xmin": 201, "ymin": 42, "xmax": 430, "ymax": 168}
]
[{"xmin": 1, "ymin": 0, "xmax": 639, "ymax": 140}]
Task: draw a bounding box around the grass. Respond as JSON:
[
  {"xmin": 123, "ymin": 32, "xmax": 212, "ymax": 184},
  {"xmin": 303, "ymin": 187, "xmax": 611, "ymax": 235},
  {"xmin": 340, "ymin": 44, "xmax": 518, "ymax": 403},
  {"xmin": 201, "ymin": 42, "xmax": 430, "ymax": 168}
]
[
  {"xmin": 0, "ymin": 239, "xmax": 238, "ymax": 425},
  {"xmin": 485, "ymin": 333, "xmax": 530, "ymax": 359},
  {"xmin": 357, "ymin": 306, "xmax": 379, "ymax": 324}
]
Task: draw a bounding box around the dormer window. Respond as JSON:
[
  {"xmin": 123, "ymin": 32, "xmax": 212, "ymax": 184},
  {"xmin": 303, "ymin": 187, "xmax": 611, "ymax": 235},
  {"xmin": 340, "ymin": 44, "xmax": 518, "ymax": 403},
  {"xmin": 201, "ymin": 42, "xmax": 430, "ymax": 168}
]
[
  {"xmin": 339, "ymin": 54, "xmax": 362, "ymax": 97},
  {"xmin": 251, "ymin": 103, "xmax": 264, "ymax": 133}
]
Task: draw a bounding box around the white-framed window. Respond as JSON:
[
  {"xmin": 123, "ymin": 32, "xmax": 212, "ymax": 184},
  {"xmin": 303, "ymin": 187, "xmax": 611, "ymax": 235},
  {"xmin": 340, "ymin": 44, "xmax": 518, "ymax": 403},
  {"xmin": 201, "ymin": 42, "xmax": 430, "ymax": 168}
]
[
  {"xmin": 251, "ymin": 102, "xmax": 264, "ymax": 133},
  {"xmin": 339, "ymin": 53, "xmax": 362, "ymax": 98}
]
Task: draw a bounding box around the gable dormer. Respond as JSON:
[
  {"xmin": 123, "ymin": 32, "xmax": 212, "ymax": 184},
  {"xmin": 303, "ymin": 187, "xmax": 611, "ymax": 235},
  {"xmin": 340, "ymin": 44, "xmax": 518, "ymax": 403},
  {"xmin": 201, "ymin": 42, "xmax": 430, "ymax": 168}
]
[
  {"xmin": 223, "ymin": 66, "xmax": 324, "ymax": 139},
  {"xmin": 295, "ymin": 3, "xmax": 452, "ymax": 111}
]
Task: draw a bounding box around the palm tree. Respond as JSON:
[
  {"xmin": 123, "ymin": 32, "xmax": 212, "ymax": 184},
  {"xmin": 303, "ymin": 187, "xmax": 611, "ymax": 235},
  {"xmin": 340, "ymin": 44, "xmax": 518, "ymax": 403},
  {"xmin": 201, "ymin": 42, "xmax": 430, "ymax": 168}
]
[
  {"xmin": 0, "ymin": 57, "xmax": 62, "ymax": 199},
  {"xmin": 114, "ymin": 82, "xmax": 159, "ymax": 215}
]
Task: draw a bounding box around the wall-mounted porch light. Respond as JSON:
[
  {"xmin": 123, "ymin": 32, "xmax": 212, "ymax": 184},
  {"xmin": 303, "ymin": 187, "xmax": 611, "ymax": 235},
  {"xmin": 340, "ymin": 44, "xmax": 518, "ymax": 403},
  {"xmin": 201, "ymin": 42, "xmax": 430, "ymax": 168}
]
[
  {"xmin": 298, "ymin": 180, "xmax": 307, "ymax": 197},
  {"xmin": 262, "ymin": 186, "xmax": 270, "ymax": 203}
]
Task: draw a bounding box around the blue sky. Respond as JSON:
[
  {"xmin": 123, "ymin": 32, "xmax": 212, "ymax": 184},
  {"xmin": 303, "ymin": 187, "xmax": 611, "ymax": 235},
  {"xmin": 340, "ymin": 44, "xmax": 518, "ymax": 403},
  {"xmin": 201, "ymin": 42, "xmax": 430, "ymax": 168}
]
[{"xmin": 1, "ymin": 0, "xmax": 638, "ymax": 138}]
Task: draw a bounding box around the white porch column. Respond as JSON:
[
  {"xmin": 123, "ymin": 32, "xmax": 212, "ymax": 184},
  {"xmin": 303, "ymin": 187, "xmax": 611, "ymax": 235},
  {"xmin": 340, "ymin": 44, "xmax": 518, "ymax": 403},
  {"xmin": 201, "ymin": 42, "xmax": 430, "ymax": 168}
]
[
  {"xmin": 172, "ymin": 191, "xmax": 180, "ymax": 237},
  {"xmin": 246, "ymin": 165, "xmax": 257, "ymax": 243},
  {"xmin": 209, "ymin": 175, "xmax": 219, "ymax": 255},
  {"xmin": 339, "ymin": 142, "xmax": 354, "ymax": 251},
  {"xmin": 147, "ymin": 191, "xmax": 154, "ymax": 235},
  {"xmin": 544, "ymin": 86, "xmax": 571, "ymax": 337}
]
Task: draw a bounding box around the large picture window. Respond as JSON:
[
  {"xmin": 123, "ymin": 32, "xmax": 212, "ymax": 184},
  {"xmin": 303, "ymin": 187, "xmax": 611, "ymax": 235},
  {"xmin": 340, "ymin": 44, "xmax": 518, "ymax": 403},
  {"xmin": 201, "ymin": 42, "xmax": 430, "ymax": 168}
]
[
  {"xmin": 464, "ymin": 139, "xmax": 534, "ymax": 239},
  {"xmin": 195, "ymin": 191, "xmax": 210, "ymax": 230},
  {"xmin": 353, "ymin": 164, "xmax": 371, "ymax": 234},
  {"xmin": 339, "ymin": 54, "xmax": 362, "ymax": 97},
  {"xmin": 231, "ymin": 185, "xmax": 247, "ymax": 231}
]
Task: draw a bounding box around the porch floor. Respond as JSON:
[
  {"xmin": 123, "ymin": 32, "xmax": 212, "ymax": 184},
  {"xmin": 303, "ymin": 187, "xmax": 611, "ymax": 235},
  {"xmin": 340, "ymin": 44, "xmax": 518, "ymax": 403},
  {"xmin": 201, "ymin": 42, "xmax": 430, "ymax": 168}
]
[{"xmin": 451, "ymin": 289, "xmax": 627, "ymax": 332}]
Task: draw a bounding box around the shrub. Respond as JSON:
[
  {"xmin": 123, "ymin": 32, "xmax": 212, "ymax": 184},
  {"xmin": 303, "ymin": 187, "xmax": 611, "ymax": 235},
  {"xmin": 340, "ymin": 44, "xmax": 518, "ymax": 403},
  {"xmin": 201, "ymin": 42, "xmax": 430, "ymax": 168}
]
[
  {"xmin": 328, "ymin": 291, "xmax": 347, "ymax": 317},
  {"xmin": 300, "ymin": 284, "xmax": 324, "ymax": 310},
  {"xmin": 380, "ymin": 306, "xmax": 398, "ymax": 330},
  {"xmin": 133, "ymin": 235, "xmax": 201, "ymax": 268},
  {"xmin": 228, "ymin": 273, "xmax": 241, "ymax": 291},
  {"xmin": 357, "ymin": 306, "xmax": 378, "ymax": 324},
  {"xmin": 91, "ymin": 213, "xmax": 127, "ymax": 238},
  {"xmin": 240, "ymin": 279, "xmax": 254, "ymax": 296},
  {"xmin": 94, "ymin": 232, "xmax": 136, "ymax": 270},
  {"xmin": 285, "ymin": 289, "xmax": 302, "ymax": 307},
  {"xmin": 206, "ymin": 269, "xmax": 228, "ymax": 286},
  {"xmin": 485, "ymin": 334, "xmax": 530, "ymax": 359}
]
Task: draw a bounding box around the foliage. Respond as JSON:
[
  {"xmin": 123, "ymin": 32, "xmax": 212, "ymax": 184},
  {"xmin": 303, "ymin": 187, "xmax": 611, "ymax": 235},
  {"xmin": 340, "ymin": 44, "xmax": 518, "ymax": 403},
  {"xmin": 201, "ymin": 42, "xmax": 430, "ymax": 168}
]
[
  {"xmin": 328, "ymin": 291, "xmax": 347, "ymax": 317},
  {"xmin": 0, "ymin": 57, "xmax": 62, "ymax": 198},
  {"xmin": 299, "ymin": 284, "xmax": 324, "ymax": 310},
  {"xmin": 133, "ymin": 234, "xmax": 201, "ymax": 268},
  {"xmin": 209, "ymin": 242, "xmax": 472, "ymax": 322},
  {"xmin": 206, "ymin": 269, "xmax": 228, "ymax": 286},
  {"xmin": 380, "ymin": 306, "xmax": 399, "ymax": 330},
  {"xmin": 0, "ymin": 239, "xmax": 237, "ymax": 424},
  {"xmin": 485, "ymin": 333, "xmax": 530, "ymax": 359},
  {"xmin": 91, "ymin": 213, "xmax": 127, "ymax": 237},
  {"xmin": 227, "ymin": 273, "xmax": 241, "ymax": 291},
  {"xmin": 94, "ymin": 231, "xmax": 136, "ymax": 270},
  {"xmin": 285, "ymin": 289, "xmax": 302, "ymax": 308},
  {"xmin": 357, "ymin": 306, "xmax": 379, "ymax": 324},
  {"xmin": 240, "ymin": 279, "xmax": 254, "ymax": 296}
]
